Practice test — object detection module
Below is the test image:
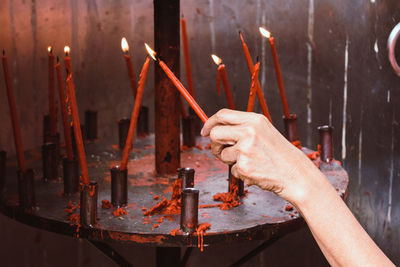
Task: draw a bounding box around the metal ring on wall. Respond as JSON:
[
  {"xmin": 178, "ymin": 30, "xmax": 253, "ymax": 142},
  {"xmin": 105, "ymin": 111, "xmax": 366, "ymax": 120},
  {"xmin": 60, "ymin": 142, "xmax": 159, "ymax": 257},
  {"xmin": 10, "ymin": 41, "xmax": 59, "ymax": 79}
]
[{"xmin": 388, "ymin": 22, "xmax": 400, "ymax": 77}]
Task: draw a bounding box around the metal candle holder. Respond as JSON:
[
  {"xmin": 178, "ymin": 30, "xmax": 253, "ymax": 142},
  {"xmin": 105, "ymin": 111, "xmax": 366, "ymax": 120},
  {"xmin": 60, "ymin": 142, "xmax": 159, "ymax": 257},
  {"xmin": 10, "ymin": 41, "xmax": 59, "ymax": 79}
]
[
  {"xmin": 178, "ymin": 167, "xmax": 195, "ymax": 189},
  {"xmin": 42, "ymin": 114, "xmax": 50, "ymax": 143},
  {"xmin": 80, "ymin": 181, "xmax": 98, "ymax": 227},
  {"xmin": 42, "ymin": 142, "xmax": 59, "ymax": 181},
  {"xmin": 17, "ymin": 168, "xmax": 35, "ymax": 208},
  {"xmin": 318, "ymin": 125, "xmax": 334, "ymax": 163},
  {"xmin": 283, "ymin": 114, "xmax": 299, "ymax": 142},
  {"xmin": 85, "ymin": 110, "xmax": 98, "ymax": 140},
  {"xmin": 111, "ymin": 166, "xmax": 128, "ymax": 207},
  {"xmin": 229, "ymin": 165, "xmax": 244, "ymax": 196},
  {"xmin": 137, "ymin": 106, "xmax": 149, "ymax": 137},
  {"xmin": 118, "ymin": 118, "xmax": 130, "ymax": 149},
  {"xmin": 180, "ymin": 188, "xmax": 199, "ymax": 233},
  {"xmin": 63, "ymin": 157, "xmax": 79, "ymax": 195},
  {"xmin": 182, "ymin": 115, "xmax": 196, "ymax": 147}
]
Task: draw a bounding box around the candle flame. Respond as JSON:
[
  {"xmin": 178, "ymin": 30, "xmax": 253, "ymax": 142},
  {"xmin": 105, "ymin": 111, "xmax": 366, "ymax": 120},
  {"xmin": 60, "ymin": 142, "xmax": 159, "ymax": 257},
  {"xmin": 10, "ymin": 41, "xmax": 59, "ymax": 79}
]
[
  {"xmin": 144, "ymin": 43, "xmax": 157, "ymax": 61},
  {"xmin": 47, "ymin": 46, "xmax": 53, "ymax": 53},
  {"xmin": 211, "ymin": 54, "xmax": 222, "ymax": 65},
  {"xmin": 259, "ymin": 27, "xmax": 271, "ymax": 38},
  {"xmin": 64, "ymin": 46, "xmax": 70, "ymax": 55},
  {"xmin": 121, "ymin": 37, "xmax": 129, "ymax": 53}
]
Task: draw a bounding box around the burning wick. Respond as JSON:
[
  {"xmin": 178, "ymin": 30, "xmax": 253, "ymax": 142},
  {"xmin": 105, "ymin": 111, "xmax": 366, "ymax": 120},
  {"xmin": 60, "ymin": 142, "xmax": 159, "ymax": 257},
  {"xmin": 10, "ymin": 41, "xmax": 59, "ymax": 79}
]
[
  {"xmin": 144, "ymin": 43, "xmax": 208, "ymax": 123},
  {"xmin": 47, "ymin": 46, "xmax": 53, "ymax": 53},
  {"xmin": 259, "ymin": 27, "xmax": 290, "ymax": 119},
  {"xmin": 211, "ymin": 54, "xmax": 235, "ymax": 110},
  {"xmin": 121, "ymin": 37, "xmax": 129, "ymax": 54},
  {"xmin": 64, "ymin": 46, "xmax": 70, "ymax": 57},
  {"xmin": 121, "ymin": 37, "xmax": 137, "ymax": 97}
]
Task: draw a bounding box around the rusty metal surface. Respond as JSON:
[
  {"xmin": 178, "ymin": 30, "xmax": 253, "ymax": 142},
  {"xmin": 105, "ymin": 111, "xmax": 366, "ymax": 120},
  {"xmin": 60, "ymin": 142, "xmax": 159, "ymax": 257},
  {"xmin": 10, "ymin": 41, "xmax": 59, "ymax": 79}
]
[{"xmin": 0, "ymin": 135, "xmax": 348, "ymax": 247}]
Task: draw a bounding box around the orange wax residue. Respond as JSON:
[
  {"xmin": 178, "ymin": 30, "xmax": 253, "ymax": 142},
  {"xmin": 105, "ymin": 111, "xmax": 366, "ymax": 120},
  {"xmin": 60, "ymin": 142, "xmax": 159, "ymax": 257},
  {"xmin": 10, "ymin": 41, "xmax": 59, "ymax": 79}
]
[
  {"xmin": 68, "ymin": 213, "xmax": 80, "ymax": 225},
  {"xmin": 170, "ymin": 228, "xmax": 180, "ymax": 236},
  {"xmin": 144, "ymin": 178, "xmax": 182, "ymax": 216},
  {"xmin": 153, "ymin": 224, "xmax": 159, "ymax": 229},
  {"xmin": 89, "ymin": 184, "xmax": 96, "ymax": 197},
  {"xmin": 101, "ymin": 199, "xmax": 112, "ymax": 209},
  {"xmin": 291, "ymin": 140, "xmax": 302, "ymax": 149},
  {"xmin": 205, "ymin": 143, "xmax": 211, "ymax": 150},
  {"xmin": 181, "ymin": 145, "xmax": 191, "ymax": 152},
  {"xmin": 285, "ymin": 204, "xmax": 294, "ymax": 211},
  {"xmin": 195, "ymin": 144, "xmax": 203, "ymax": 150},
  {"xmin": 113, "ymin": 207, "xmax": 128, "ymax": 217},
  {"xmin": 153, "ymin": 195, "xmax": 160, "ymax": 200},
  {"xmin": 196, "ymin": 223, "xmax": 211, "ymax": 252},
  {"xmin": 213, "ymin": 179, "xmax": 244, "ymax": 210},
  {"xmin": 65, "ymin": 200, "xmax": 77, "ymax": 214},
  {"xmin": 198, "ymin": 204, "xmax": 222, "ymax": 209}
]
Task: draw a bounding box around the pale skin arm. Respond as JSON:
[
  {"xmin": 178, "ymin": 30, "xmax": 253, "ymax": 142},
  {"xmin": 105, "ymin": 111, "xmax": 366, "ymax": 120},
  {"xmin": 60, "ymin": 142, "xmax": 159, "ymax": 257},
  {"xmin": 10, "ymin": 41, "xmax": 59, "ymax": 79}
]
[{"xmin": 201, "ymin": 109, "xmax": 394, "ymax": 267}]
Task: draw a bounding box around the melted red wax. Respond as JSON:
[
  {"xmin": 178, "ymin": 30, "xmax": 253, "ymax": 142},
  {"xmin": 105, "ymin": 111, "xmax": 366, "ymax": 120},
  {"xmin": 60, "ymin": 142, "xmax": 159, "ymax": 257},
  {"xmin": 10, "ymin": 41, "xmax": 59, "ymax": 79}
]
[
  {"xmin": 112, "ymin": 207, "xmax": 128, "ymax": 217},
  {"xmin": 65, "ymin": 200, "xmax": 77, "ymax": 213},
  {"xmin": 101, "ymin": 199, "xmax": 112, "ymax": 209},
  {"xmin": 213, "ymin": 179, "xmax": 244, "ymax": 210},
  {"xmin": 196, "ymin": 223, "xmax": 211, "ymax": 252},
  {"xmin": 144, "ymin": 178, "xmax": 182, "ymax": 216},
  {"xmin": 291, "ymin": 140, "xmax": 302, "ymax": 149},
  {"xmin": 285, "ymin": 204, "xmax": 294, "ymax": 211}
]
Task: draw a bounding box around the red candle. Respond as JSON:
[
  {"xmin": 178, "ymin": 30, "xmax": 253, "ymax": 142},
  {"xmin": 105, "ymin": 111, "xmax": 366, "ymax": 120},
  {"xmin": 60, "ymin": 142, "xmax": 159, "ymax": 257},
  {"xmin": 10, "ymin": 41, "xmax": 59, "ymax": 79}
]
[
  {"xmin": 66, "ymin": 74, "xmax": 89, "ymax": 185},
  {"xmin": 64, "ymin": 46, "xmax": 72, "ymax": 74},
  {"xmin": 55, "ymin": 58, "xmax": 74, "ymax": 160},
  {"xmin": 211, "ymin": 55, "xmax": 235, "ymax": 110},
  {"xmin": 259, "ymin": 27, "xmax": 290, "ymax": 119},
  {"xmin": 247, "ymin": 62, "xmax": 260, "ymax": 112},
  {"xmin": 239, "ymin": 32, "xmax": 272, "ymax": 122},
  {"xmin": 48, "ymin": 46, "xmax": 57, "ymax": 135},
  {"xmin": 120, "ymin": 57, "xmax": 150, "ymax": 170},
  {"xmin": 2, "ymin": 50, "xmax": 26, "ymax": 172},
  {"xmin": 145, "ymin": 43, "xmax": 208, "ymax": 123},
  {"xmin": 216, "ymin": 70, "xmax": 221, "ymax": 95},
  {"xmin": 121, "ymin": 37, "xmax": 137, "ymax": 97},
  {"xmin": 181, "ymin": 17, "xmax": 195, "ymax": 97}
]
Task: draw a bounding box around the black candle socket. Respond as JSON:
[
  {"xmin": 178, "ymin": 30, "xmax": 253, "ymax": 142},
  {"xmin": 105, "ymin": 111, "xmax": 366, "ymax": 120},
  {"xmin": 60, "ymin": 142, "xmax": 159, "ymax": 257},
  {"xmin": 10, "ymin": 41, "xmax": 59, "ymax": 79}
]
[
  {"xmin": 63, "ymin": 157, "xmax": 79, "ymax": 195},
  {"xmin": 137, "ymin": 106, "xmax": 149, "ymax": 137},
  {"xmin": 229, "ymin": 165, "xmax": 244, "ymax": 196},
  {"xmin": 283, "ymin": 114, "xmax": 299, "ymax": 142},
  {"xmin": 178, "ymin": 167, "xmax": 195, "ymax": 189},
  {"xmin": 111, "ymin": 166, "xmax": 128, "ymax": 207},
  {"xmin": 42, "ymin": 142, "xmax": 59, "ymax": 181},
  {"xmin": 85, "ymin": 110, "xmax": 98, "ymax": 140},
  {"xmin": 43, "ymin": 114, "xmax": 50, "ymax": 143},
  {"xmin": 80, "ymin": 181, "xmax": 98, "ymax": 227},
  {"xmin": 17, "ymin": 168, "xmax": 35, "ymax": 208},
  {"xmin": 180, "ymin": 188, "xmax": 199, "ymax": 233},
  {"xmin": 0, "ymin": 151, "xmax": 6, "ymax": 196},
  {"xmin": 318, "ymin": 125, "xmax": 334, "ymax": 163},
  {"xmin": 118, "ymin": 118, "xmax": 130, "ymax": 149},
  {"xmin": 182, "ymin": 115, "xmax": 196, "ymax": 148}
]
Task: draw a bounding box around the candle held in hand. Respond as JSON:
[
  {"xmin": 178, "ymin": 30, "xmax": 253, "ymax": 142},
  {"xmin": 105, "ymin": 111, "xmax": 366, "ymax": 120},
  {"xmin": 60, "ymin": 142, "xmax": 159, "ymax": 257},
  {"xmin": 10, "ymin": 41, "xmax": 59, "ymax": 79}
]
[
  {"xmin": 48, "ymin": 46, "xmax": 57, "ymax": 135},
  {"xmin": 239, "ymin": 32, "xmax": 272, "ymax": 122},
  {"xmin": 211, "ymin": 54, "xmax": 235, "ymax": 110},
  {"xmin": 144, "ymin": 43, "xmax": 208, "ymax": 123},
  {"xmin": 121, "ymin": 37, "xmax": 137, "ymax": 97},
  {"xmin": 2, "ymin": 50, "xmax": 26, "ymax": 172},
  {"xmin": 120, "ymin": 57, "xmax": 150, "ymax": 170},
  {"xmin": 247, "ymin": 62, "xmax": 260, "ymax": 112},
  {"xmin": 259, "ymin": 27, "xmax": 290, "ymax": 118}
]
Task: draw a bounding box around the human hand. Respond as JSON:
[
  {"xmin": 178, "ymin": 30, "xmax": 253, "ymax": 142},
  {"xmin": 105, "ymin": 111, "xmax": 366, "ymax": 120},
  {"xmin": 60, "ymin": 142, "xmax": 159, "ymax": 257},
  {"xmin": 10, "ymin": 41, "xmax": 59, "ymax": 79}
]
[{"xmin": 201, "ymin": 109, "xmax": 324, "ymax": 205}]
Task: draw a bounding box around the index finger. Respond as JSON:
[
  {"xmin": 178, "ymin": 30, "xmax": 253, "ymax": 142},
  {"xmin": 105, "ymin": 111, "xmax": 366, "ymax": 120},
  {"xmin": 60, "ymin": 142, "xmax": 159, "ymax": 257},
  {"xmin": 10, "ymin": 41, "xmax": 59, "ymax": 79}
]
[{"xmin": 201, "ymin": 109, "xmax": 255, "ymax": 136}]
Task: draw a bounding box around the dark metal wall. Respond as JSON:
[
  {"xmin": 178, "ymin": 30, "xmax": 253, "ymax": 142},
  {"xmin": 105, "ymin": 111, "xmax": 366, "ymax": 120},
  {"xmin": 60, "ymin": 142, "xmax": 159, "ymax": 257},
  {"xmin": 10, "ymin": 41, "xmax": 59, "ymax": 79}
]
[{"xmin": 0, "ymin": 0, "xmax": 399, "ymax": 264}]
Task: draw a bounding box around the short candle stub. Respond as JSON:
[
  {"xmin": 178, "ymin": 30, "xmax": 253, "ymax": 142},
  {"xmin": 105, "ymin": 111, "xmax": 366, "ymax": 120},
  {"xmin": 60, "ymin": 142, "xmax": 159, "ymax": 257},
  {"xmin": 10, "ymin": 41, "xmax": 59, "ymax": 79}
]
[
  {"xmin": 283, "ymin": 114, "xmax": 299, "ymax": 142},
  {"xmin": 17, "ymin": 168, "xmax": 35, "ymax": 209},
  {"xmin": 80, "ymin": 181, "xmax": 98, "ymax": 227},
  {"xmin": 180, "ymin": 187, "xmax": 199, "ymax": 233},
  {"xmin": 0, "ymin": 151, "xmax": 7, "ymax": 196},
  {"xmin": 118, "ymin": 118, "xmax": 131, "ymax": 149},
  {"xmin": 318, "ymin": 125, "xmax": 334, "ymax": 163},
  {"xmin": 111, "ymin": 166, "xmax": 128, "ymax": 207},
  {"xmin": 229, "ymin": 165, "xmax": 244, "ymax": 196},
  {"xmin": 182, "ymin": 115, "xmax": 196, "ymax": 148},
  {"xmin": 63, "ymin": 157, "xmax": 79, "ymax": 195},
  {"xmin": 137, "ymin": 106, "xmax": 149, "ymax": 137},
  {"xmin": 178, "ymin": 167, "xmax": 195, "ymax": 189},
  {"xmin": 42, "ymin": 142, "xmax": 59, "ymax": 181},
  {"xmin": 85, "ymin": 110, "xmax": 98, "ymax": 141}
]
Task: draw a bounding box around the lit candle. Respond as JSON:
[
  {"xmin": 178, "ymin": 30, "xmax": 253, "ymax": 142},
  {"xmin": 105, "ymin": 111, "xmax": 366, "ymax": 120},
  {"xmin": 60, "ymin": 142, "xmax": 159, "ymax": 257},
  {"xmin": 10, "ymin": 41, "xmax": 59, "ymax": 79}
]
[
  {"xmin": 216, "ymin": 70, "xmax": 221, "ymax": 96},
  {"xmin": 211, "ymin": 55, "xmax": 235, "ymax": 110},
  {"xmin": 145, "ymin": 43, "xmax": 208, "ymax": 123},
  {"xmin": 55, "ymin": 57, "xmax": 74, "ymax": 160},
  {"xmin": 2, "ymin": 50, "xmax": 26, "ymax": 172},
  {"xmin": 48, "ymin": 46, "xmax": 57, "ymax": 135},
  {"xmin": 247, "ymin": 62, "xmax": 260, "ymax": 112},
  {"xmin": 239, "ymin": 32, "xmax": 272, "ymax": 122},
  {"xmin": 64, "ymin": 46, "xmax": 72, "ymax": 74},
  {"xmin": 65, "ymin": 73, "xmax": 89, "ymax": 185},
  {"xmin": 121, "ymin": 37, "xmax": 137, "ymax": 97},
  {"xmin": 181, "ymin": 16, "xmax": 195, "ymax": 97},
  {"xmin": 120, "ymin": 57, "xmax": 150, "ymax": 170},
  {"xmin": 259, "ymin": 27, "xmax": 290, "ymax": 119}
]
